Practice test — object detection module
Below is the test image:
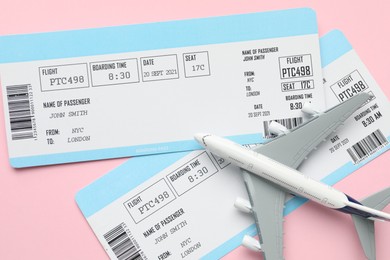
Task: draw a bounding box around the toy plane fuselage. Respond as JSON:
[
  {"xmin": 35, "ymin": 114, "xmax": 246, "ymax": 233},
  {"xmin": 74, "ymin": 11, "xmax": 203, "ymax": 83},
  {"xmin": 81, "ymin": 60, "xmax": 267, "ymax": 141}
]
[{"xmin": 195, "ymin": 133, "xmax": 390, "ymax": 221}]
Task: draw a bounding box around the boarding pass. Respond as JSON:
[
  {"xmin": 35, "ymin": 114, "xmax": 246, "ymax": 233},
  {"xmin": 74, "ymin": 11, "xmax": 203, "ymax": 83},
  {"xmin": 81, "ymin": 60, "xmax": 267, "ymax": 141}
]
[
  {"xmin": 0, "ymin": 8, "xmax": 324, "ymax": 167},
  {"xmin": 76, "ymin": 30, "xmax": 390, "ymax": 260}
]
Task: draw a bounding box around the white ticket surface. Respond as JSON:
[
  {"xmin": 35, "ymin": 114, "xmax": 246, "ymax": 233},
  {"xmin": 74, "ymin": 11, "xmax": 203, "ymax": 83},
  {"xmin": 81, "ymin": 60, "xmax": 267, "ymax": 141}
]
[
  {"xmin": 76, "ymin": 30, "xmax": 390, "ymax": 260},
  {"xmin": 0, "ymin": 8, "xmax": 324, "ymax": 168}
]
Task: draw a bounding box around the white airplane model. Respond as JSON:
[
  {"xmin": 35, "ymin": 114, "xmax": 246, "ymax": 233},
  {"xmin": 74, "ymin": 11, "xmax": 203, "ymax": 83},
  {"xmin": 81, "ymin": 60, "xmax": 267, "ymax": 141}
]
[{"xmin": 195, "ymin": 92, "xmax": 390, "ymax": 260}]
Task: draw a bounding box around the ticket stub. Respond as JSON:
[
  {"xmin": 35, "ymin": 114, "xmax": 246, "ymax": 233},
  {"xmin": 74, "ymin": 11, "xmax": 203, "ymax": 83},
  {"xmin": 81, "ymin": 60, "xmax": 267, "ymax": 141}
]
[
  {"xmin": 76, "ymin": 30, "xmax": 390, "ymax": 259},
  {"xmin": 0, "ymin": 8, "xmax": 324, "ymax": 167}
]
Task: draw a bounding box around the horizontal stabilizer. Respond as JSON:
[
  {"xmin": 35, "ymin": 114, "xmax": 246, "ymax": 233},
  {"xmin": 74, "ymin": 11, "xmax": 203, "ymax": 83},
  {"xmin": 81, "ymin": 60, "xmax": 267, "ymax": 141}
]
[
  {"xmin": 352, "ymin": 187, "xmax": 390, "ymax": 260},
  {"xmin": 351, "ymin": 215, "xmax": 375, "ymax": 260},
  {"xmin": 361, "ymin": 187, "xmax": 390, "ymax": 211}
]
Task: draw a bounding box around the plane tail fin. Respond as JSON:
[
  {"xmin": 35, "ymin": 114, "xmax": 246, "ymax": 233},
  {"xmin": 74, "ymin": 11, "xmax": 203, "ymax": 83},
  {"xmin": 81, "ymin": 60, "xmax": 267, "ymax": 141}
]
[{"xmin": 352, "ymin": 187, "xmax": 390, "ymax": 260}]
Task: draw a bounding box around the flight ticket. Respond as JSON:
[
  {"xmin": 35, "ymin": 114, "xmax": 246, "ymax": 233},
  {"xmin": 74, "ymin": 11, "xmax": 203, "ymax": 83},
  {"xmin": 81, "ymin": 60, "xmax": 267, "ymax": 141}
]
[
  {"xmin": 0, "ymin": 8, "xmax": 324, "ymax": 167},
  {"xmin": 76, "ymin": 30, "xmax": 390, "ymax": 260}
]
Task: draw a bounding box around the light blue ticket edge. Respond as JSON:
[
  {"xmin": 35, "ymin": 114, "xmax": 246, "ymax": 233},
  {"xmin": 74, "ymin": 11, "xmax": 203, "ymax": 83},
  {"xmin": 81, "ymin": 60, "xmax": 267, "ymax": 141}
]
[
  {"xmin": 9, "ymin": 134, "xmax": 261, "ymax": 168},
  {"xmin": 319, "ymin": 29, "xmax": 353, "ymax": 67},
  {"xmin": 5, "ymin": 7, "xmax": 319, "ymax": 167},
  {"xmin": 75, "ymin": 29, "xmax": 389, "ymax": 259},
  {"xmin": 0, "ymin": 8, "xmax": 316, "ymax": 63}
]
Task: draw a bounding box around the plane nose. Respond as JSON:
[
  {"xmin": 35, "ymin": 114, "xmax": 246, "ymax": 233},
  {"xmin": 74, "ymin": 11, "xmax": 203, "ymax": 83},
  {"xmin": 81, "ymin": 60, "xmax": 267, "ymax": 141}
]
[{"xmin": 194, "ymin": 133, "xmax": 210, "ymax": 147}]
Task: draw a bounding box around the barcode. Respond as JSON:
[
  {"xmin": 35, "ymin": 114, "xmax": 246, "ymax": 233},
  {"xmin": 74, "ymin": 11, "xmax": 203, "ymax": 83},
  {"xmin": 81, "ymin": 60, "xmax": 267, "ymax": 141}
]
[
  {"xmin": 263, "ymin": 117, "xmax": 303, "ymax": 138},
  {"xmin": 347, "ymin": 129, "xmax": 388, "ymax": 164},
  {"xmin": 104, "ymin": 223, "xmax": 142, "ymax": 260},
  {"xmin": 6, "ymin": 84, "xmax": 35, "ymax": 140}
]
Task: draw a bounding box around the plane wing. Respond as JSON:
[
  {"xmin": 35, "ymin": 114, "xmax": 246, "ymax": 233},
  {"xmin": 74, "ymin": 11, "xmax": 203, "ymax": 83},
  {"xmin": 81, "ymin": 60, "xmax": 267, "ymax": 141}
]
[
  {"xmin": 240, "ymin": 93, "xmax": 371, "ymax": 260},
  {"xmin": 242, "ymin": 171, "xmax": 286, "ymax": 260},
  {"xmin": 250, "ymin": 92, "xmax": 371, "ymax": 169}
]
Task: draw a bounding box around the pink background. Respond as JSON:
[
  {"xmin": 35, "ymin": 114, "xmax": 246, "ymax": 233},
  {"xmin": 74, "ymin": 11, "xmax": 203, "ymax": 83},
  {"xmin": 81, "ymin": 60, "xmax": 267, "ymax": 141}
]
[{"xmin": 1, "ymin": 1, "xmax": 389, "ymax": 259}]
